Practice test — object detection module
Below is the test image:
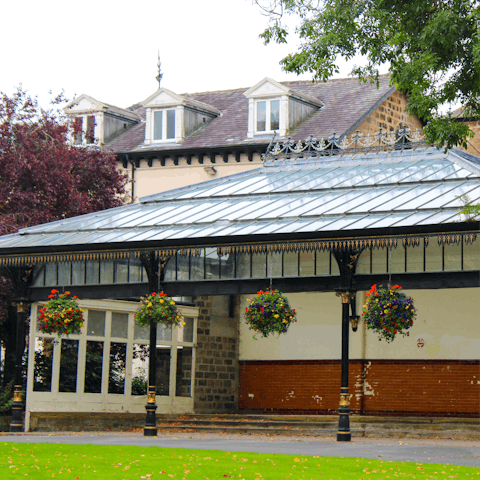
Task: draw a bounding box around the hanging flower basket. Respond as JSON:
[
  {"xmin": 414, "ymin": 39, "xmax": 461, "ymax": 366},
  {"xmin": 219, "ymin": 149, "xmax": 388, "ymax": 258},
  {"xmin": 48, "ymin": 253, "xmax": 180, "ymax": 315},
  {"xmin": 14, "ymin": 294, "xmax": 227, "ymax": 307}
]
[
  {"xmin": 244, "ymin": 289, "xmax": 297, "ymax": 338},
  {"xmin": 362, "ymin": 284, "xmax": 417, "ymax": 342},
  {"xmin": 38, "ymin": 289, "xmax": 85, "ymax": 338},
  {"xmin": 134, "ymin": 292, "xmax": 183, "ymax": 327}
]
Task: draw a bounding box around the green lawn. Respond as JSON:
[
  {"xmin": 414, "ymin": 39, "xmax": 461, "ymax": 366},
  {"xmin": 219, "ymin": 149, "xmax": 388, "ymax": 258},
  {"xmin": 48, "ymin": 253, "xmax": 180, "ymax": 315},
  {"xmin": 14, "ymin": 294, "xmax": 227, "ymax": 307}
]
[{"xmin": 0, "ymin": 443, "xmax": 478, "ymax": 479}]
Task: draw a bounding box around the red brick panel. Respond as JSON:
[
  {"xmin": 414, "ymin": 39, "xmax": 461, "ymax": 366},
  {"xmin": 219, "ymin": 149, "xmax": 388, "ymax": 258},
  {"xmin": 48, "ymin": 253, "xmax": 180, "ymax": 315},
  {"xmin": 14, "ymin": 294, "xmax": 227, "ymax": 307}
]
[{"xmin": 239, "ymin": 360, "xmax": 479, "ymax": 417}]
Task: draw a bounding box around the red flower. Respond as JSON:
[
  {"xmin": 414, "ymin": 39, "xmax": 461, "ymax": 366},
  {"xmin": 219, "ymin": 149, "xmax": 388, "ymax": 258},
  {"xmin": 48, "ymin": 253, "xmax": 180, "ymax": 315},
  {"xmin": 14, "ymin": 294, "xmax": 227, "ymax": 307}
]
[{"xmin": 51, "ymin": 289, "xmax": 58, "ymax": 294}]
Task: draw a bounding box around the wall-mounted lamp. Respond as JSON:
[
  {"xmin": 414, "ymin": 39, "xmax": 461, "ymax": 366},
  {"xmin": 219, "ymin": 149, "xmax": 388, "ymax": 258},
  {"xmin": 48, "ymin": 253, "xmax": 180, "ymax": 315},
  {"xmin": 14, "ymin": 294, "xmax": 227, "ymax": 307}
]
[
  {"xmin": 350, "ymin": 315, "xmax": 359, "ymax": 332},
  {"xmin": 204, "ymin": 166, "xmax": 217, "ymax": 176}
]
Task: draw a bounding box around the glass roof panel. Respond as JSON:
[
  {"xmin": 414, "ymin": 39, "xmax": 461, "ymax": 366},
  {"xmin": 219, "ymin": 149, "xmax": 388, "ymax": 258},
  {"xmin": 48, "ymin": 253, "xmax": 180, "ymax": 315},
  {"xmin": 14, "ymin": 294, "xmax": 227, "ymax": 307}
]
[
  {"xmin": 391, "ymin": 211, "xmax": 436, "ymax": 227},
  {"xmin": 344, "ymin": 214, "xmax": 388, "ymax": 230},
  {"xmin": 326, "ymin": 188, "xmax": 395, "ymax": 214},
  {"xmin": 375, "ymin": 160, "xmax": 436, "ymax": 184},
  {"xmin": 415, "ymin": 211, "xmax": 459, "ymax": 225},
  {"xmin": 294, "ymin": 216, "xmax": 339, "ymax": 232},
  {"xmin": 267, "ymin": 167, "xmax": 337, "ymax": 192},
  {"xmin": 370, "ymin": 185, "xmax": 435, "ymax": 212},
  {"xmin": 395, "ymin": 183, "xmax": 464, "ymax": 210},
  {"xmin": 256, "ymin": 193, "xmax": 325, "ymax": 219},
  {"xmin": 365, "ymin": 213, "xmax": 412, "ymax": 229}
]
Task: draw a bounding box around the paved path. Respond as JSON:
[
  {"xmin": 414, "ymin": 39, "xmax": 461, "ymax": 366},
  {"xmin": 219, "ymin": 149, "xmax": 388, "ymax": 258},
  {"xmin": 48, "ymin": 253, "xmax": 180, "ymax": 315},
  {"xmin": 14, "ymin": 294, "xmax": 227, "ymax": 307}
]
[{"xmin": 2, "ymin": 432, "xmax": 479, "ymax": 467}]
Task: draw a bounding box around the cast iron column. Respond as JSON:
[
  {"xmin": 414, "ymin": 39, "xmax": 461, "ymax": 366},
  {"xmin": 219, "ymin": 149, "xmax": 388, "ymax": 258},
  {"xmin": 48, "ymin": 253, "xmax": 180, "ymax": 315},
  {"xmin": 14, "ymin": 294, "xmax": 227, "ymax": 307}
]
[
  {"xmin": 144, "ymin": 321, "xmax": 158, "ymax": 436},
  {"xmin": 332, "ymin": 249, "xmax": 361, "ymax": 443},
  {"xmin": 335, "ymin": 291, "xmax": 354, "ymax": 442},
  {"xmin": 10, "ymin": 301, "xmax": 27, "ymax": 432},
  {"xmin": 140, "ymin": 251, "xmax": 169, "ymax": 437}
]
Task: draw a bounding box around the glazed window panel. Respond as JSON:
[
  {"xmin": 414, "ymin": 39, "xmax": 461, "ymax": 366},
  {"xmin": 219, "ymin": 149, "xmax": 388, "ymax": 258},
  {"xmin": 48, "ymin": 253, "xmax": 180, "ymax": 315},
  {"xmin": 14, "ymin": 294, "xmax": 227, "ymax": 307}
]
[
  {"xmin": 176, "ymin": 255, "xmax": 190, "ymax": 281},
  {"xmin": 100, "ymin": 260, "xmax": 114, "ymax": 284},
  {"xmin": 86, "ymin": 260, "xmax": 100, "ymax": 284},
  {"xmin": 156, "ymin": 346, "xmax": 171, "ymax": 396},
  {"xmin": 57, "ymin": 262, "xmax": 71, "ymax": 285},
  {"xmin": 157, "ymin": 323, "xmax": 173, "ymax": 342},
  {"xmin": 175, "ymin": 346, "xmax": 192, "ymax": 397},
  {"xmin": 129, "ymin": 257, "xmax": 143, "ymax": 283},
  {"xmin": 190, "ymin": 254, "xmax": 204, "ymax": 280},
  {"xmin": 178, "ymin": 317, "xmax": 194, "ymax": 343},
  {"xmin": 406, "ymin": 245, "xmax": 423, "ymax": 272},
  {"xmin": 71, "ymin": 261, "xmax": 85, "ymax": 285},
  {"xmin": 390, "ymin": 246, "xmax": 406, "ymax": 273},
  {"xmin": 111, "ymin": 312, "xmax": 128, "ymax": 339},
  {"xmin": 87, "ymin": 310, "xmax": 106, "ymax": 337},
  {"xmin": 463, "ymin": 239, "xmax": 480, "ymax": 270},
  {"xmin": 251, "ymin": 253, "xmax": 266, "ymax": 278},
  {"xmin": 270, "ymin": 100, "xmax": 280, "ymax": 131},
  {"xmin": 356, "ymin": 249, "xmax": 370, "ymax": 274},
  {"xmin": 153, "ymin": 111, "xmax": 163, "ymax": 140},
  {"xmin": 59, "ymin": 339, "xmax": 79, "ymax": 393},
  {"xmin": 267, "ymin": 252, "xmax": 282, "ymax": 278},
  {"xmin": 331, "ymin": 253, "xmax": 340, "ymax": 275},
  {"xmin": 108, "ymin": 342, "xmax": 127, "ymax": 395},
  {"xmin": 444, "ymin": 243, "xmax": 461, "ymax": 271},
  {"xmin": 114, "ymin": 260, "xmax": 128, "ymax": 283},
  {"xmin": 220, "ymin": 253, "xmax": 235, "ymax": 279},
  {"xmin": 236, "ymin": 253, "xmax": 251, "ymax": 279},
  {"xmin": 45, "ymin": 263, "xmax": 57, "ymax": 286},
  {"xmin": 371, "ymin": 248, "xmax": 387, "ymax": 274},
  {"xmin": 205, "ymin": 248, "xmax": 219, "ymax": 280},
  {"xmin": 131, "ymin": 344, "xmax": 149, "ymax": 395},
  {"xmin": 315, "ymin": 250, "xmax": 330, "ymax": 275},
  {"xmin": 299, "ymin": 251, "xmax": 315, "ymax": 276},
  {"xmin": 283, "ymin": 251, "xmax": 298, "ymax": 276},
  {"xmin": 84, "ymin": 341, "xmax": 104, "ymax": 393},
  {"xmin": 425, "ymin": 241, "xmax": 443, "ymax": 271},
  {"xmin": 134, "ymin": 323, "xmax": 150, "ymax": 341},
  {"xmin": 256, "ymin": 101, "xmax": 266, "ymax": 132},
  {"xmin": 33, "ymin": 337, "xmax": 54, "ymax": 392},
  {"xmin": 166, "ymin": 110, "xmax": 176, "ymax": 139}
]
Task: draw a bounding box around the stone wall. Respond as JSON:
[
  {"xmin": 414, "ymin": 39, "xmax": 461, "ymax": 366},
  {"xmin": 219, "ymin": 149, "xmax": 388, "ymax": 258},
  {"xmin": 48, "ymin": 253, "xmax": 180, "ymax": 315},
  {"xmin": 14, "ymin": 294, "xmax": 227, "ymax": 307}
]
[
  {"xmin": 356, "ymin": 90, "xmax": 423, "ymax": 136},
  {"xmin": 193, "ymin": 295, "xmax": 239, "ymax": 413}
]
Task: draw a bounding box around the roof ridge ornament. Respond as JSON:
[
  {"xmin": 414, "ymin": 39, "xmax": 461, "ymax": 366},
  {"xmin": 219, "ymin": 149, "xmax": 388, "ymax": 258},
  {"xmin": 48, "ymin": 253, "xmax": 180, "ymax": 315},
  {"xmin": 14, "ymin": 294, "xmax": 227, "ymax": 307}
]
[
  {"xmin": 156, "ymin": 51, "xmax": 163, "ymax": 89},
  {"xmin": 262, "ymin": 128, "xmax": 427, "ymax": 161}
]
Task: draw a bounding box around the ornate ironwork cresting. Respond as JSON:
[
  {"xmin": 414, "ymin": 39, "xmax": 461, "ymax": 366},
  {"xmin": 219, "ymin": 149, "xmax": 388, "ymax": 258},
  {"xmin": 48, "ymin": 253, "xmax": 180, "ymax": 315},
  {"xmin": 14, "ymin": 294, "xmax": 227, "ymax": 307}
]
[{"xmin": 262, "ymin": 128, "xmax": 426, "ymax": 161}]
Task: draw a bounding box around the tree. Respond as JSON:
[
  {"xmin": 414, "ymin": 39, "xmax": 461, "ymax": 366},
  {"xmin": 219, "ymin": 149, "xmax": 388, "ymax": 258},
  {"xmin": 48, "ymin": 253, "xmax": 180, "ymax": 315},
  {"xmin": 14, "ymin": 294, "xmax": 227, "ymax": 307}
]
[
  {"xmin": 0, "ymin": 86, "xmax": 129, "ymax": 388},
  {"xmin": 256, "ymin": 0, "xmax": 480, "ymax": 149}
]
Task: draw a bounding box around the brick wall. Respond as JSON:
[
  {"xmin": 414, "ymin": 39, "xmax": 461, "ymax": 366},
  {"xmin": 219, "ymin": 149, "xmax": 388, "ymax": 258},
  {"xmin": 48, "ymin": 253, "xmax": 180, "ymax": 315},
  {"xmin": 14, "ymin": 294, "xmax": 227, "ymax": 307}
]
[
  {"xmin": 357, "ymin": 90, "xmax": 423, "ymax": 136},
  {"xmin": 193, "ymin": 296, "xmax": 239, "ymax": 412},
  {"xmin": 456, "ymin": 119, "xmax": 480, "ymax": 156},
  {"xmin": 239, "ymin": 360, "xmax": 479, "ymax": 417}
]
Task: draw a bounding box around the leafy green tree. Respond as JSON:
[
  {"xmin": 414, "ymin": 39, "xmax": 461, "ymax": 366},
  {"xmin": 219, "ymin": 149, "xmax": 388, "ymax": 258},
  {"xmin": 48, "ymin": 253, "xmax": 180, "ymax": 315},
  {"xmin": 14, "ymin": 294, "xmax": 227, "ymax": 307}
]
[{"xmin": 256, "ymin": 0, "xmax": 480, "ymax": 149}]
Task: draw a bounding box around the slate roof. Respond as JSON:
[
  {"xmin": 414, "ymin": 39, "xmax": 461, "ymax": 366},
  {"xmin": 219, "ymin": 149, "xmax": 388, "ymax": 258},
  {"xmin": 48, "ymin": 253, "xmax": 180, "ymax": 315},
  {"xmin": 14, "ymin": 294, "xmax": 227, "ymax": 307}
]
[
  {"xmin": 1, "ymin": 147, "xmax": 478, "ymax": 255},
  {"xmin": 107, "ymin": 75, "xmax": 395, "ymax": 154}
]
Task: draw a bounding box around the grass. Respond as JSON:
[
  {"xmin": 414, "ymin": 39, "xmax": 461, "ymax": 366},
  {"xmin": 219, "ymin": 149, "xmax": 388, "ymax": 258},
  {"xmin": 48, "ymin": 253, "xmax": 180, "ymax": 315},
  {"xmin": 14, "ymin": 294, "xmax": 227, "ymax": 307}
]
[{"xmin": 0, "ymin": 443, "xmax": 479, "ymax": 479}]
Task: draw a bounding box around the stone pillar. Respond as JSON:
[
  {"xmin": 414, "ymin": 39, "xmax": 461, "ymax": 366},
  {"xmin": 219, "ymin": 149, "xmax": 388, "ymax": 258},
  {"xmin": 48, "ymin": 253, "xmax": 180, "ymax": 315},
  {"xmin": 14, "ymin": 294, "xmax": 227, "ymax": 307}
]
[{"xmin": 194, "ymin": 295, "xmax": 239, "ymax": 412}]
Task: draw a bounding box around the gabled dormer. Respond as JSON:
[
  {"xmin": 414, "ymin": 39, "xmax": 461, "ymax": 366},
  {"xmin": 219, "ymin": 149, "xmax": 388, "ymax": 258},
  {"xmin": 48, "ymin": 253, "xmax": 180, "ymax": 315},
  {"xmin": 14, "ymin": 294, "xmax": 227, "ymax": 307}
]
[
  {"xmin": 142, "ymin": 88, "xmax": 220, "ymax": 145},
  {"xmin": 244, "ymin": 77, "xmax": 324, "ymax": 138},
  {"xmin": 64, "ymin": 94, "xmax": 141, "ymax": 145}
]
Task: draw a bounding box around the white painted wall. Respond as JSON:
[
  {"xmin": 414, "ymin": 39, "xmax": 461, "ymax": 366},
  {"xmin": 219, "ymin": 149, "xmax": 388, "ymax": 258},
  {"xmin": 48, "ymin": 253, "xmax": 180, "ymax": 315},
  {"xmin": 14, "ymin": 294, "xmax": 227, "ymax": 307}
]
[{"xmin": 239, "ymin": 288, "xmax": 480, "ymax": 361}]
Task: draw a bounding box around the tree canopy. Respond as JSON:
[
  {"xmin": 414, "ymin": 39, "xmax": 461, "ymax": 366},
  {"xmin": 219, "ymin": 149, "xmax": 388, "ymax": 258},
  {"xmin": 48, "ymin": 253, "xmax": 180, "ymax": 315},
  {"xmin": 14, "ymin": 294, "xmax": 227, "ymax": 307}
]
[
  {"xmin": 0, "ymin": 87, "xmax": 128, "ymax": 387},
  {"xmin": 256, "ymin": 0, "xmax": 480, "ymax": 149}
]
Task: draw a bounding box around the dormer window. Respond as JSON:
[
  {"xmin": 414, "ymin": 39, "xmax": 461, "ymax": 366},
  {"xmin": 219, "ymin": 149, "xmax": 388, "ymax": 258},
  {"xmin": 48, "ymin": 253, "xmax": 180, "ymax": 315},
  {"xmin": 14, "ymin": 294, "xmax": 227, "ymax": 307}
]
[
  {"xmin": 73, "ymin": 115, "xmax": 96, "ymax": 145},
  {"xmin": 64, "ymin": 94, "xmax": 141, "ymax": 146},
  {"xmin": 245, "ymin": 78, "xmax": 324, "ymax": 138},
  {"xmin": 256, "ymin": 99, "xmax": 280, "ymax": 133},
  {"xmin": 143, "ymin": 88, "xmax": 220, "ymax": 146},
  {"xmin": 153, "ymin": 109, "xmax": 176, "ymax": 141}
]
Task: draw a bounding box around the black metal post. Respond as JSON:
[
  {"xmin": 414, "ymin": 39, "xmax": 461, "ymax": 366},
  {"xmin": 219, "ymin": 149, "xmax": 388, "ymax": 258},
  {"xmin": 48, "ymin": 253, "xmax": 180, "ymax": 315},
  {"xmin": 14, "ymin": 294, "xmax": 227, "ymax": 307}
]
[
  {"xmin": 332, "ymin": 248, "xmax": 362, "ymax": 443},
  {"xmin": 336, "ymin": 292, "xmax": 352, "ymax": 442},
  {"xmin": 10, "ymin": 301, "xmax": 27, "ymax": 432},
  {"xmin": 144, "ymin": 321, "xmax": 158, "ymax": 436}
]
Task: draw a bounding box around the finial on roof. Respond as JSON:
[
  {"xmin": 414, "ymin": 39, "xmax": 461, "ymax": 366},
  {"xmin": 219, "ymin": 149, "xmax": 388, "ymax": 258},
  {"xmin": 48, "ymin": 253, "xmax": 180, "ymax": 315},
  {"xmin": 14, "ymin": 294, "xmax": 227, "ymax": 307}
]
[{"xmin": 156, "ymin": 51, "xmax": 163, "ymax": 89}]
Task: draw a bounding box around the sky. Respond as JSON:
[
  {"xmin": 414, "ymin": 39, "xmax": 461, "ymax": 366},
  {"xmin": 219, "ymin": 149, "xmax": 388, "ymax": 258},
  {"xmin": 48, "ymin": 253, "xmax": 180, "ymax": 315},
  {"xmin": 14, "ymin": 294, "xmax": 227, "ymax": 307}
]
[{"xmin": 1, "ymin": 0, "xmax": 369, "ymax": 109}]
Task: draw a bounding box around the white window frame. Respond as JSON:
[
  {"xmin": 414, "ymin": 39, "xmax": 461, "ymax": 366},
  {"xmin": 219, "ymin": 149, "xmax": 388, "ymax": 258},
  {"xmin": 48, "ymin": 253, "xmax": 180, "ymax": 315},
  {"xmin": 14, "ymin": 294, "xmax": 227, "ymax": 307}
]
[
  {"xmin": 255, "ymin": 98, "xmax": 280, "ymax": 134},
  {"xmin": 152, "ymin": 108, "xmax": 176, "ymax": 142},
  {"xmin": 73, "ymin": 115, "xmax": 97, "ymax": 145},
  {"xmin": 25, "ymin": 299, "xmax": 198, "ymax": 431}
]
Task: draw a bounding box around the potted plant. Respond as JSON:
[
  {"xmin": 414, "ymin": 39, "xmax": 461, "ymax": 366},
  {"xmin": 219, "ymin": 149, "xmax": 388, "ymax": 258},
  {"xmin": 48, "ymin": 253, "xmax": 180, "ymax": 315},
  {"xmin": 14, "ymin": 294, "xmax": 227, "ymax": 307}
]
[
  {"xmin": 362, "ymin": 284, "xmax": 417, "ymax": 342},
  {"xmin": 38, "ymin": 289, "xmax": 85, "ymax": 338},
  {"xmin": 134, "ymin": 292, "xmax": 183, "ymax": 327},
  {"xmin": 244, "ymin": 289, "xmax": 297, "ymax": 338}
]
